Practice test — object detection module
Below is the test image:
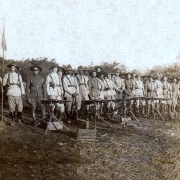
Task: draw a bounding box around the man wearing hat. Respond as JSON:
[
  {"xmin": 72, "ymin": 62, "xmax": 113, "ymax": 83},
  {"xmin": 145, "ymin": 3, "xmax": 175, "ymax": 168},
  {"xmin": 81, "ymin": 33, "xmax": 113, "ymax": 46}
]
[
  {"xmin": 3, "ymin": 64, "xmax": 25, "ymax": 125},
  {"xmin": 104, "ymin": 72, "xmax": 119, "ymax": 117},
  {"xmin": 161, "ymin": 76, "xmax": 172, "ymax": 113},
  {"xmin": 26, "ymin": 65, "xmax": 46, "ymax": 126},
  {"xmin": 154, "ymin": 73, "xmax": 164, "ymax": 111},
  {"xmin": 96, "ymin": 71, "xmax": 105, "ymax": 100},
  {"xmin": 134, "ymin": 74, "xmax": 146, "ymax": 115},
  {"xmin": 88, "ymin": 70, "xmax": 100, "ymax": 100},
  {"xmin": 58, "ymin": 67, "xmax": 65, "ymax": 79},
  {"xmin": 63, "ymin": 65, "xmax": 79, "ymax": 120},
  {"xmin": 112, "ymin": 68, "xmax": 125, "ymax": 99},
  {"xmin": 146, "ymin": 75, "xmax": 156, "ymax": 115},
  {"xmin": 95, "ymin": 66, "xmax": 104, "ymax": 73},
  {"xmin": 123, "ymin": 73, "xmax": 134, "ymax": 108},
  {"xmin": 75, "ymin": 66, "xmax": 89, "ymax": 113},
  {"xmin": 46, "ymin": 65, "xmax": 65, "ymax": 121},
  {"xmin": 171, "ymin": 77, "xmax": 179, "ymax": 112}
]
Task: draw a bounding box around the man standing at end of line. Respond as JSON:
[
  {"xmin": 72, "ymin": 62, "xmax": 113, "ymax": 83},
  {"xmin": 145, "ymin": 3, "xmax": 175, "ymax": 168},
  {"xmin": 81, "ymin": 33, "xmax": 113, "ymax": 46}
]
[{"xmin": 3, "ymin": 64, "xmax": 25, "ymax": 125}]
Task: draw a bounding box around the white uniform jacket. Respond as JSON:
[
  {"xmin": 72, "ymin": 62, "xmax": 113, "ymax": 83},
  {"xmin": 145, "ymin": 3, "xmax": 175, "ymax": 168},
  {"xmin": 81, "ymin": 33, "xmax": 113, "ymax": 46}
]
[
  {"xmin": 3, "ymin": 72, "xmax": 25, "ymax": 96},
  {"xmin": 63, "ymin": 74, "xmax": 79, "ymax": 97}
]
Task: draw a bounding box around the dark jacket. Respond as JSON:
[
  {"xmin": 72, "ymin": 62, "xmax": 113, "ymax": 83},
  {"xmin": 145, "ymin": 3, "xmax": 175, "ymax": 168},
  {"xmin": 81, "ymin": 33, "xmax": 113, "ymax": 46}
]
[
  {"xmin": 88, "ymin": 77, "xmax": 100, "ymax": 99},
  {"xmin": 26, "ymin": 74, "xmax": 46, "ymax": 98}
]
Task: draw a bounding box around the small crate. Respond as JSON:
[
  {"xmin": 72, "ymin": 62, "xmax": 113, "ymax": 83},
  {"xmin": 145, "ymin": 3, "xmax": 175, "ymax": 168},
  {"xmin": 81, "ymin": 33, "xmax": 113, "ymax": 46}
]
[
  {"xmin": 77, "ymin": 129, "xmax": 96, "ymax": 140},
  {"xmin": 121, "ymin": 116, "xmax": 131, "ymax": 122},
  {"xmin": 76, "ymin": 119, "xmax": 89, "ymax": 129},
  {"xmin": 47, "ymin": 121, "xmax": 63, "ymax": 131}
]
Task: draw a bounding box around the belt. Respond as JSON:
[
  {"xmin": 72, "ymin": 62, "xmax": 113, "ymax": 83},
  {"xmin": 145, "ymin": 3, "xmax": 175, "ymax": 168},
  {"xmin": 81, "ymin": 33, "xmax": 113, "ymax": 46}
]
[
  {"xmin": 79, "ymin": 83, "xmax": 86, "ymax": 86},
  {"xmin": 9, "ymin": 83, "xmax": 19, "ymax": 85},
  {"xmin": 68, "ymin": 85, "xmax": 75, "ymax": 87}
]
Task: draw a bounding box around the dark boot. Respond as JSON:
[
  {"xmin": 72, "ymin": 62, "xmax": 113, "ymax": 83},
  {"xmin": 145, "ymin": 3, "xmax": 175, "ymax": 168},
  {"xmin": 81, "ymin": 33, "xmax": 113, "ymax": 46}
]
[
  {"xmin": 10, "ymin": 111, "xmax": 15, "ymax": 125},
  {"xmin": 33, "ymin": 113, "xmax": 39, "ymax": 127},
  {"xmin": 17, "ymin": 112, "xmax": 24, "ymax": 126},
  {"xmin": 57, "ymin": 111, "xmax": 63, "ymax": 121}
]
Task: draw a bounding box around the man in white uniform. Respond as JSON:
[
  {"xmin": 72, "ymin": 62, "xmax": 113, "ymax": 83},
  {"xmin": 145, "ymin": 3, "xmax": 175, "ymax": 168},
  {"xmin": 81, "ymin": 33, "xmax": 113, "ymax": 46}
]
[
  {"xmin": 171, "ymin": 77, "xmax": 179, "ymax": 112},
  {"xmin": 63, "ymin": 65, "xmax": 79, "ymax": 120},
  {"xmin": 134, "ymin": 75, "xmax": 145, "ymax": 115},
  {"xmin": 154, "ymin": 74, "xmax": 164, "ymax": 111},
  {"xmin": 146, "ymin": 76, "xmax": 156, "ymax": 115},
  {"xmin": 46, "ymin": 65, "xmax": 64, "ymax": 121},
  {"xmin": 162, "ymin": 76, "xmax": 172, "ymax": 113},
  {"xmin": 75, "ymin": 66, "xmax": 89, "ymax": 114},
  {"xmin": 3, "ymin": 64, "xmax": 25, "ymax": 125}
]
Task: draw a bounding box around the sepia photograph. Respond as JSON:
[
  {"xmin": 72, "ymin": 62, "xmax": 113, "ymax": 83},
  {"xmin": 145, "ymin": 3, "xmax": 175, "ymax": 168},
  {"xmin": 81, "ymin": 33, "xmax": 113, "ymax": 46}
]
[{"xmin": 1, "ymin": 0, "xmax": 180, "ymax": 179}]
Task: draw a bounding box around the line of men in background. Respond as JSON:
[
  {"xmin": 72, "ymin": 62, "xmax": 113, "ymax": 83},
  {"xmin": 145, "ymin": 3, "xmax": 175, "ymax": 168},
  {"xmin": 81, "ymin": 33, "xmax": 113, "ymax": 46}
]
[{"xmin": 1, "ymin": 63, "xmax": 180, "ymax": 126}]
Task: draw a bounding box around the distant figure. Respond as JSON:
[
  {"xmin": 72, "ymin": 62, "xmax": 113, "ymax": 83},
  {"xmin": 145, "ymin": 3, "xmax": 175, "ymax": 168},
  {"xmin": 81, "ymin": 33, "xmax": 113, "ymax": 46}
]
[{"xmin": 171, "ymin": 77, "xmax": 179, "ymax": 113}]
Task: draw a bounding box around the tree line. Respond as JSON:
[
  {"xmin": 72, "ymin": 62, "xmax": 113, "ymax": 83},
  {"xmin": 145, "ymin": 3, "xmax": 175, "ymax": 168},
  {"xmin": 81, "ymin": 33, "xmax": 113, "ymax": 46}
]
[{"xmin": 0, "ymin": 57, "xmax": 179, "ymax": 82}]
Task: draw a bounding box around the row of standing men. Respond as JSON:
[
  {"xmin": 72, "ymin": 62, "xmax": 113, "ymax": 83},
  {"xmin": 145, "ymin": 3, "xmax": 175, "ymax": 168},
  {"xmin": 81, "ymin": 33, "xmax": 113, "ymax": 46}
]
[{"xmin": 1, "ymin": 63, "xmax": 179, "ymax": 126}]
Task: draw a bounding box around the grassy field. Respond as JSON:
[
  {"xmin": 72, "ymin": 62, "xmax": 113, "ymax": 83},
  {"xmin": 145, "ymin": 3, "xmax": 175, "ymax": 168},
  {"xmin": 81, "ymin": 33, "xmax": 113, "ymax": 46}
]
[{"xmin": 0, "ymin": 107, "xmax": 180, "ymax": 180}]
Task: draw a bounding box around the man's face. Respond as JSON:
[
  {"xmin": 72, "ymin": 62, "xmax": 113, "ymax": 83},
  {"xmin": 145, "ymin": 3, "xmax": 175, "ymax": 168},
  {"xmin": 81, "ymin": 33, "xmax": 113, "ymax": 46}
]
[
  {"xmin": 137, "ymin": 76, "xmax": 140, "ymax": 80},
  {"xmin": 79, "ymin": 70, "xmax": 84, "ymax": 75},
  {"xmin": 100, "ymin": 75, "xmax": 104, "ymax": 80},
  {"xmin": 58, "ymin": 71, "xmax": 63, "ymax": 76},
  {"xmin": 92, "ymin": 71, "xmax": 96, "ymax": 77},
  {"xmin": 67, "ymin": 70, "xmax": 72, "ymax": 75},
  {"xmin": 127, "ymin": 74, "xmax": 131, "ymax": 79},
  {"xmin": 33, "ymin": 68, "xmax": 39, "ymax": 75},
  {"xmin": 163, "ymin": 77, "xmax": 167, "ymax": 81},
  {"xmin": 108, "ymin": 74, "xmax": 111, "ymax": 79},
  {"xmin": 115, "ymin": 72, "xmax": 119, "ymax": 76},
  {"xmin": 97, "ymin": 68, "xmax": 101, "ymax": 72},
  {"xmin": 53, "ymin": 67, "xmax": 58, "ymax": 73},
  {"xmin": 149, "ymin": 77, "xmax": 153, "ymax": 82},
  {"xmin": 11, "ymin": 66, "xmax": 16, "ymax": 72},
  {"xmin": 173, "ymin": 78, "xmax": 177, "ymax": 83}
]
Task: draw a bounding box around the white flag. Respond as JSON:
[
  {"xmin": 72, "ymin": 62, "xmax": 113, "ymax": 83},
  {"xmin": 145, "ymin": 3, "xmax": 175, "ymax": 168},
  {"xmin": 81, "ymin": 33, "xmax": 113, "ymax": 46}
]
[{"xmin": 1, "ymin": 26, "xmax": 7, "ymax": 51}]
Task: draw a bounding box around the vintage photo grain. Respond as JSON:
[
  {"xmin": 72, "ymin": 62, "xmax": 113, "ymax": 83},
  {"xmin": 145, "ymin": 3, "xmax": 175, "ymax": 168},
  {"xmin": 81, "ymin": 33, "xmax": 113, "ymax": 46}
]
[{"xmin": 0, "ymin": 1, "xmax": 180, "ymax": 179}]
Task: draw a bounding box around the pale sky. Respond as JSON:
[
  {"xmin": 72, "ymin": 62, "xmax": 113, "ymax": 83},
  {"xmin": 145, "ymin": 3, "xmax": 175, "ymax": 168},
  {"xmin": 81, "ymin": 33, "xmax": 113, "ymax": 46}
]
[{"xmin": 1, "ymin": 0, "xmax": 180, "ymax": 71}]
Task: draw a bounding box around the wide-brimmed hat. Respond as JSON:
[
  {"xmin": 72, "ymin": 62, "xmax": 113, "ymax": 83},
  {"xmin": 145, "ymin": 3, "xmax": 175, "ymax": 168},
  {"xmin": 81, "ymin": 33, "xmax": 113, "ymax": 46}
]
[
  {"xmin": 113, "ymin": 68, "xmax": 121, "ymax": 73},
  {"xmin": 125, "ymin": 72, "xmax": 132, "ymax": 76},
  {"xmin": 49, "ymin": 65, "xmax": 60, "ymax": 70},
  {"xmin": 95, "ymin": 66, "xmax": 104, "ymax": 72},
  {"xmin": 29, "ymin": 65, "xmax": 42, "ymax": 72},
  {"xmin": 77, "ymin": 66, "xmax": 84, "ymax": 71},
  {"xmin": 136, "ymin": 74, "xmax": 142, "ymax": 77},
  {"xmin": 147, "ymin": 75, "xmax": 154, "ymax": 79},
  {"xmin": 120, "ymin": 73, "xmax": 126, "ymax": 79},
  {"xmin": 58, "ymin": 67, "xmax": 65, "ymax": 74},
  {"xmin": 131, "ymin": 73, "xmax": 137, "ymax": 77},
  {"xmin": 66, "ymin": 64, "xmax": 73, "ymax": 71},
  {"xmin": 89, "ymin": 69, "xmax": 97, "ymax": 76},
  {"xmin": 97, "ymin": 71, "xmax": 106, "ymax": 77},
  {"xmin": 155, "ymin": 73, "xmax": 162, "ymax": 79},
  {"xmin": 7, "ymin": 64, "xmax": 19, "ymax": 70}
]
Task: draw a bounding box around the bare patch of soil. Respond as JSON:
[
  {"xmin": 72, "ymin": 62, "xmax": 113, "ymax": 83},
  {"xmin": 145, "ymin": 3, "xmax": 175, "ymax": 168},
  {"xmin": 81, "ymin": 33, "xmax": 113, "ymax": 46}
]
[{"xmin": 0, "ymin": 107, "xmax": 180, "ymax": 180}]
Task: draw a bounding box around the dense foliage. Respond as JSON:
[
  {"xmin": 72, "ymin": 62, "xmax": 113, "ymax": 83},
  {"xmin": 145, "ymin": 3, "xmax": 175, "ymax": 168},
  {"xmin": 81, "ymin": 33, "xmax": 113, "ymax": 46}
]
[{"xmin": 0, "ymin": 57, "xmax": 179, "ymax": 82}]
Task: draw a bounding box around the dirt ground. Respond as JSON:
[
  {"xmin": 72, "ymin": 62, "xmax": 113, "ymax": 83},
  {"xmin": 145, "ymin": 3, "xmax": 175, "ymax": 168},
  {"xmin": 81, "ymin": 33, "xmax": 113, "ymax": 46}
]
[{"xmin": 0, "ymin": 106, "xmax": 180, "ymax": 180}]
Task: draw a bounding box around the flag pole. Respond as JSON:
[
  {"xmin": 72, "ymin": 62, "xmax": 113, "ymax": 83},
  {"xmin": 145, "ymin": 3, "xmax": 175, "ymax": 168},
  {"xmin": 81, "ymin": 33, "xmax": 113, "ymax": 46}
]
[
  {"xmin": 1, "ymin": 23, "xmax": 6, "ymax": 123},
  {"xmin": 1, "ymin": 49, "xmax": 4, "ymax": 122}
]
